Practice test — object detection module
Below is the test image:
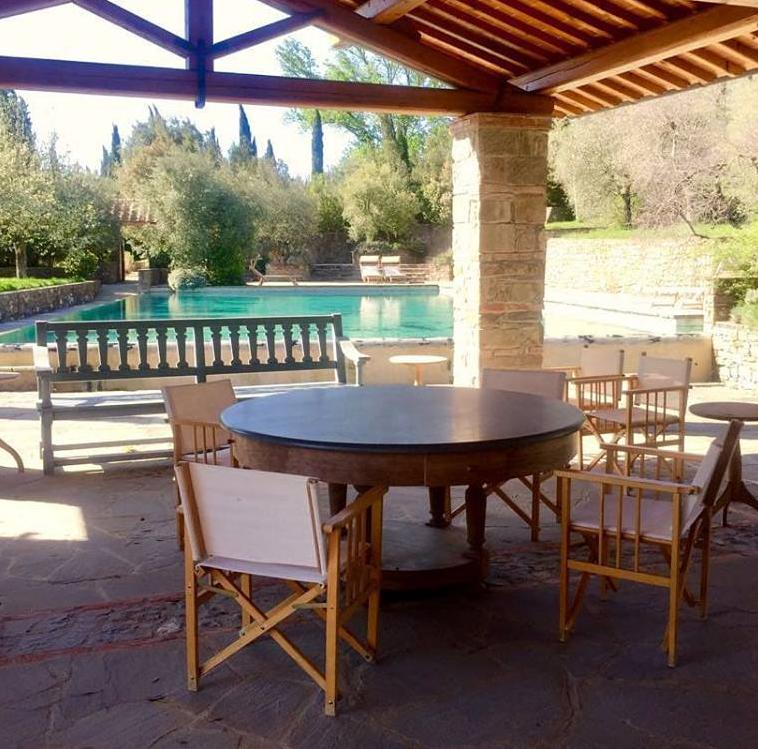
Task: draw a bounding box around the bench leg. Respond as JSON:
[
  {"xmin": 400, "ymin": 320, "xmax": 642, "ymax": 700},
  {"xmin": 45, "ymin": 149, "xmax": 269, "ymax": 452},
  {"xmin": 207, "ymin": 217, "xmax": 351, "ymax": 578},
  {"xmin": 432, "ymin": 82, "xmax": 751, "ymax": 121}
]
[{"xmin": 38, "ymin": 379, "xmax": 55, "ymax": 476}]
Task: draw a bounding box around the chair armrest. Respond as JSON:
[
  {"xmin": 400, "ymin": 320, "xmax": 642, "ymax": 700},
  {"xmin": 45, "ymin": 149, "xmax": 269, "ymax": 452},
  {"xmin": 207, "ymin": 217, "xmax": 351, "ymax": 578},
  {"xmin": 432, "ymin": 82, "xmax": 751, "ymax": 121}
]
[
  {"xmin": 322, "ymin": 486, "xmax": 386, "ymax": 533},
  {"xmin": 599, "ymin": 442, "xmax": 703, "ymax": 462},
  {"xmin": 567, "ymin": 374, "xmax": 636, "ymax": 385},
  {"xmin": 544, "ymin": 365, "xmax": 582, "ymax": 377},
  {"xmin": 625, "ymin": 385, "xmax": 689, "ymax": 397},
  {"xmin": 337, "ymin": 337, "xmax": 370, "ymax": 385},
  {"xmin": 554, "ymin": 468, "xmax": 697, "ymax": 495},
  {"xmin": 33, "ymin": 345, "xmax": 52, "ymax": 372}
]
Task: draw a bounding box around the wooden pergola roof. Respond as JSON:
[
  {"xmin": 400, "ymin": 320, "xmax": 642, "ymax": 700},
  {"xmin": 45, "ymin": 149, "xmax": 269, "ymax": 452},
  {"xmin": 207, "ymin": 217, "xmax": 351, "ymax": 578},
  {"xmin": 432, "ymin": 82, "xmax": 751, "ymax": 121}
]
[{"xmin": 1, "ymin": 0, "xmax": 757, "ymax": 117}]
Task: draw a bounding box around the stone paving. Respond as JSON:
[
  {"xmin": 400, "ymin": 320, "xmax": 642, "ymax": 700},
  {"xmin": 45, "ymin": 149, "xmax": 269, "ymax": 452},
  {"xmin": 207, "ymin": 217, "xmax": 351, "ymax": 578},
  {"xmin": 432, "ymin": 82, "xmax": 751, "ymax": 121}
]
[{"xmin": 1, "ymin": 386, "xmax": 757, "ymax": 748}]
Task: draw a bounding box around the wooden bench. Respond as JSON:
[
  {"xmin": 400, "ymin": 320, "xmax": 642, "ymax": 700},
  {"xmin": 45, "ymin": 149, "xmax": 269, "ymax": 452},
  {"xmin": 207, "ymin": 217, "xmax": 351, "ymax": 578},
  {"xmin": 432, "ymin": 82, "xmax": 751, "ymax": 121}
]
[{"xmin": 34, "ymin": 314, "xmax": 369, "ymax": 475}]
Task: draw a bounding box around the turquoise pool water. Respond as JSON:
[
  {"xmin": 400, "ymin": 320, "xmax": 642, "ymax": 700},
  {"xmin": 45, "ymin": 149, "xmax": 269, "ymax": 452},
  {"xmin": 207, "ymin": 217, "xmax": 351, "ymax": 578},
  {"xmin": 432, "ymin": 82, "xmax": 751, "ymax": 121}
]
[{"xmin": 0, "ymin": 288, "xmax": 454, "ymax": 343}]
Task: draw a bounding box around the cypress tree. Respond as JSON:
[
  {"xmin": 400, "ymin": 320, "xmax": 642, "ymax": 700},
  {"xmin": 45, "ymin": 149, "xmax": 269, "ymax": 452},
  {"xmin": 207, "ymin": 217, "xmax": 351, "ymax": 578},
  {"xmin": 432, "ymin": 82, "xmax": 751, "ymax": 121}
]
[
  {"xmin": 99, "ymin": 146, "xmax": 112, "ymax": 177},
  {"xmin": 264, "ymin": 139, "xmax": 275, "ymax": 162},
  {"xmin": 0, "ymin": 90, "xmax": 34, "ymax": 150},
  {"xmin": 110, "ymin": 124, "xmax": 121, "ymax": 165},
  {"xmin": 311, "ymin": 110, "xmax": 324, "ymax": 175},
  {"xmin": 250, "ymin": 136, "xmax": 257, "ymax": 158},
  {"xmin": 238, "ymin": 105, "xmax": 254, "ymax": 157}
]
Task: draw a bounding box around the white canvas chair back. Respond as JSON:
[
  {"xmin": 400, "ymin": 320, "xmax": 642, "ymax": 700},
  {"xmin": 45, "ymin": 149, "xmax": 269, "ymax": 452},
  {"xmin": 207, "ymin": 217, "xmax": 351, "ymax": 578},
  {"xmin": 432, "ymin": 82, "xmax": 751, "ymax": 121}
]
[
  {"xmin": 163, "ymin": 380, "xmax": 237, "ymax": 454},
  {"xmin": 635, "ymin": 354, "xmax": 692, "ymax": 410},
  {"xmin": 359, "ymin": 255, "xmax": 380, "ymax": 265},
  {"xmin": 381, "ymin": 255, "xmax": 402, "ymax": 276},
  {"xmin": 580, "ymin": 347, "xmax": 624, "ymax": 378},
  {"xmin": 177, "ymin": 462, "xmax": 327, "ymax": 580},
  {"xmin": 481, "ymin": 368, "xmax": 566, "ymax": 400}
]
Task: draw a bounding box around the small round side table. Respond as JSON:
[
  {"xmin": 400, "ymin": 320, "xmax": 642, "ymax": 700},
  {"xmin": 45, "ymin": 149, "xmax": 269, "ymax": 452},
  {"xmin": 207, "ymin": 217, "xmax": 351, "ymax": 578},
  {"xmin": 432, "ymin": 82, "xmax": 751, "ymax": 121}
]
[
  {"xmin": 689, "ymin": 401, "xmax": 758, "ymax": 525},
  {"xmin": 388, "ymin": 355, "xmax": 448, "ymax": 386},
  {"xmin": 0, "ymin": 372, "xmax": 24, "ymax": 472}
]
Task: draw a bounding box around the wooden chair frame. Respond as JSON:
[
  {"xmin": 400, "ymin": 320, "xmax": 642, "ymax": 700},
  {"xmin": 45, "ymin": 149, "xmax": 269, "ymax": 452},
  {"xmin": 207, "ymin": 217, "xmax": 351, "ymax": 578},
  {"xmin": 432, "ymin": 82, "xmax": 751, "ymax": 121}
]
[
  {"xmin": 179, "ymin": 465, "xmax": 386, "ymax": 716},
  {"xmin": 447, "ymin": 369, "xmax": 566, "ymax": 541},
  {"xmin": 556, "ymin": 420, "xmax": 741, "ymax": 667},
  {"xmin": 576, "ymin": 358, "xmax": 691, "ymax": 476}
]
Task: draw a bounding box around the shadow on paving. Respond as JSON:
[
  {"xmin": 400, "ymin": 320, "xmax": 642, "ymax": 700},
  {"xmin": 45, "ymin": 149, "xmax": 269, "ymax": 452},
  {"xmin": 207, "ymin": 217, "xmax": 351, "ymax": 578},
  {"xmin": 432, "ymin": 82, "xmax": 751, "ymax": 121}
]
[{"xmin": 1, "ymin": 450, "xmax": 757, "ymax": 748}]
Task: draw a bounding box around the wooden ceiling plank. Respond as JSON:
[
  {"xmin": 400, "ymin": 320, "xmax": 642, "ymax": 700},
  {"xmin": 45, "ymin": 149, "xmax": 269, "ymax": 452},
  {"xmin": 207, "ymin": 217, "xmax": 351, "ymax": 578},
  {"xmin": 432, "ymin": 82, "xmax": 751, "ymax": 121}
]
[
  {"xmin": 72, "ymin": 0, "xmax": 192, "ymax": 57},
  {"xmin": 485, "ymin": 0, "xmax": 602, "ymax": 46},
  {"xmin": 617, "ymin": 69, "xmax": 667, "ymax": 94},
  {"xmin": 715, "ymin": 38, "xmax": 758, "ymax": 64},
  {"xmin": 660, "ymin": 55, "xmax": 718, "ymax": 82},
  {"xmin": 257, "ymin": 0, "xmax": 505, "ymax": 93},
  {"xmin": 638, "ymin": 61, "xmax": 691, "ymax": 87},
  {"xmin": 555, "ymin": 89, "xmax": 604, "ymax": 111},
  {"xmin": 411, "ymin": 17, "xmax": 521, "ymax": 74},
  {"xmin": 413, "ymin": 4, "xmax": 549, "ymax": 65},
  {"xmin": 0, "ymin": 0, "xmax": 68, "ymax": 20},
  {"xmin": 690, "ymin": 1, "xmax": 758, "ymax": 7},
  {"xmin": 355, "ymin": 0, "xmax": 429, "ymax": 23},
  {"xmin": 575, "ymin": 82, "xmax": 624, "ymax": 106},
  {"xmin": 425, "ymin": 0, "xmax": 580, "ymax": 57},
  {"xmin": 520, "ymin": 0, "xmax": 626, "ymax": 39},
  {"xmin": 511, "ymin": 4, "xmax": 758, "ymax": 92},
  {"xmin": 208, "ymin": 13, "xmax": 320, "ymax": 59},
  {"xmin": 553, "ymin": 98, "xmax": 584, "ymax": 115},
  {"xmin": 565, "ymin": 0, "xmax": 647, "ymax": 31},
  {"xmin": 593, "ymin": 75, "xmax": 643, "ymax": 100},
  {"xmin": 686, "ymin": 47, "xmax": 746, "ymax": 73},
  {"xmin": 0, "ymin": 53, "xmax": 554, "ymax": 115}
]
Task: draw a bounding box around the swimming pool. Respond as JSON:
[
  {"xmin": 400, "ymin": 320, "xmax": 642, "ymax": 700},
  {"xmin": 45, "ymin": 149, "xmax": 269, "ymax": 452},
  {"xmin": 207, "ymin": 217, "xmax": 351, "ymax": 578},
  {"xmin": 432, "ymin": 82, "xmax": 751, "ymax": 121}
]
[
  {"xmin": 0, "ymin": 286, "xmax": 654, "ymax": 345},
  {"xmin": 0, "ymin": 287, "xmax": 454, "ymax": 343}
]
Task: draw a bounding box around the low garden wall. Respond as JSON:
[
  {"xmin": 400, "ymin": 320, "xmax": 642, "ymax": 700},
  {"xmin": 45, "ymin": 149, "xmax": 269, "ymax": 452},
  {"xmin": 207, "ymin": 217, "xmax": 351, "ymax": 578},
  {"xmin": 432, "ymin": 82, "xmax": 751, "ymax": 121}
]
[
  {"xmin": 712, "ymin": 322, "xmax": 758, "ymax": 391},
  {"xmin": 545, "ymin": 236, "xmax": 714, "ymax": 294},
  {"xmin": 0, "ymin": 280, "xmax": 101, "ymax": 323}
]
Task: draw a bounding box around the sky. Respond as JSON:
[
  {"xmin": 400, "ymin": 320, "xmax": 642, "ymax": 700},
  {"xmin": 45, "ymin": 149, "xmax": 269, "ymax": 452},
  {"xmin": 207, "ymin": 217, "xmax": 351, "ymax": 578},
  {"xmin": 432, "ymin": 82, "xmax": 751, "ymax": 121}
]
[{"xmin": 0, "ymin": 0, "xmax": 354, "ymax": 176}]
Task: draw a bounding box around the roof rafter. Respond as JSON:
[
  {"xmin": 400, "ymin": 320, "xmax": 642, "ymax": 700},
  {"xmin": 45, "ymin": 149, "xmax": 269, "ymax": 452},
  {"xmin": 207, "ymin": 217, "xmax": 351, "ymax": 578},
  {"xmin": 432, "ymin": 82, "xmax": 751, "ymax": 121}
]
[
  {"xmin": 0, "ymin": 54, "xmax": 554, "ymax": 116},
  {"xmin": 355, "ymin": 0, "xmax": 429, "ymax": 24},
  {"xmin": 0, "ymin": 0, "xmax": 67, "ymax": 20},
  {"xmin": 257, "ymin": 0, "xmax": 508, "ymax": 93},
  {"xmin": 72, "ymin": 0, "xmax": 192, "ymax": 57},
  {"xmin": 511, "ymin": 4, "xmax": 758, "ymax": 93}
]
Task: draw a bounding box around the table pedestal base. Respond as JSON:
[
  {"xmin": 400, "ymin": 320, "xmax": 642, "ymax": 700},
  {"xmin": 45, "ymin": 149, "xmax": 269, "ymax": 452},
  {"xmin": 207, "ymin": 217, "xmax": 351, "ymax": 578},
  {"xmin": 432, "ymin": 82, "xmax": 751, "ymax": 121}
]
[
  {"xmin": 713, "ymin": 440, "xmax": 758, "ymax": 525},
  {"xmin": 381, "ymin": 518, "xmax": 487, "ymax": 591}
]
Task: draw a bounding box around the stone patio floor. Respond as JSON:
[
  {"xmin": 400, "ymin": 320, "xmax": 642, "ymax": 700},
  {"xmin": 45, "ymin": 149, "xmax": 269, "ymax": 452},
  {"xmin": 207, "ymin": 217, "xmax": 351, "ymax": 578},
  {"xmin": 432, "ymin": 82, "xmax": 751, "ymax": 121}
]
[{"xmin": 1, "ymin": 384, "xmax": 757, "ymax": 748}]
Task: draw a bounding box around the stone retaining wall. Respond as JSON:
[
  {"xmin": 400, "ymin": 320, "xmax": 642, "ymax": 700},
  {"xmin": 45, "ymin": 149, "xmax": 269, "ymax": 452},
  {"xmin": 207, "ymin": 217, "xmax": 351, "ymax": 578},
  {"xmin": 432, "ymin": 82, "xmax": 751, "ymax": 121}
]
[
  {"xmin": 0, "ymin": 281, "xmax": 101, "ymax": 322},
  {"xmin": 712, "ymin": 322, "xmax": 758, "ymax": 391},
  {"xmin": 545, "ymin": 236, "xmax": 714, "ymax": 294}
]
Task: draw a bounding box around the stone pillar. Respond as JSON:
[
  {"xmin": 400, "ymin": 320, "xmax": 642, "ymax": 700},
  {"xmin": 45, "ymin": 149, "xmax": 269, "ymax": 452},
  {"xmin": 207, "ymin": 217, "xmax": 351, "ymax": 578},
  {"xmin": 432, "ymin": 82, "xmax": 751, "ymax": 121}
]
[{"xmin": 451, "ymin": 113, "xmax": 551, "ymax": 386}]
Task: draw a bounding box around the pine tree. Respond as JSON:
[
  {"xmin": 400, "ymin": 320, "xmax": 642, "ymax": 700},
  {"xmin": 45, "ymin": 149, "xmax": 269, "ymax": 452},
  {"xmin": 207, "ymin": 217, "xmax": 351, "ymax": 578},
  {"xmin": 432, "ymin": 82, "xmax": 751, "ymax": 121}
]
[
  {"xmin": 110, "ymin": 124, "xmax": 121, "ymax": 165},
  {"xmin": 264, "ymin": 139, "xmax": 275, "ymax": 162},
  {"xmin": 311, "ymin": 110, "xmax": 324, "ymax": 176}
]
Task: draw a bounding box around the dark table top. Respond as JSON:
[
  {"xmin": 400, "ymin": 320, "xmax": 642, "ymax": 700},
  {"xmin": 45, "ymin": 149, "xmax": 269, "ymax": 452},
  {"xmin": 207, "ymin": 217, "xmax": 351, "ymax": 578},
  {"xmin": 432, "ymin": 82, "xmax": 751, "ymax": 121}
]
[
  {"xmin": 690, "ymin": 401, "xmax": 758, "ymax": 423},
  {"xmin": 221, "ymin": 385, "xmax": 585, "ymax": 454}
]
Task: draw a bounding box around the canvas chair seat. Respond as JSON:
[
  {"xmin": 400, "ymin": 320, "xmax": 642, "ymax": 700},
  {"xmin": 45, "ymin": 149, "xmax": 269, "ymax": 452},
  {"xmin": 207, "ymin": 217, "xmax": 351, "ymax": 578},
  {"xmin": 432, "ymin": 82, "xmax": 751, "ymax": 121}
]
[
  {"xmin": 181, "ymin": 445, "xmax": 235, "ymax": 466},
  {"xmin": 571, "ymin": 493, "xmax": 701, "ymax": 542},
  {"xmin": 586, "ymin": 407, "xmax": 679, "ymax": 428}
]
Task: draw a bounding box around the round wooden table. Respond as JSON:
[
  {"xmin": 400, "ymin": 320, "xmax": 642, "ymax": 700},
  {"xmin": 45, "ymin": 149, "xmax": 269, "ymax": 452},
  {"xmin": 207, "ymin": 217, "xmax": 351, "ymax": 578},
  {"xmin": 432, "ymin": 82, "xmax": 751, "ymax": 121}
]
[
  {"xmin": 689, "ymin": 401, "xmax": 758, "ymax": 524},
  {"xmin": 222, "ymin": 385, "xmax": 584, "ymax": 589},
  {"xmin": 388, "ymin": 355, "xmax": 448, "ymax": 386}
]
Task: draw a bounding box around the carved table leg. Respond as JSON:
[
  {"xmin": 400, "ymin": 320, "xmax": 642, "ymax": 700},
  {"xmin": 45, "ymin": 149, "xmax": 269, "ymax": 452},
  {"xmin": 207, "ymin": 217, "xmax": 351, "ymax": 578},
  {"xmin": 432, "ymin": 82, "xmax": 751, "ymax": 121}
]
[
  {"xmin": 427, "ymin": 486, "xmax": 450, "ymax": 528},
  {"xmin": 464, "ymin": 483, "xmax": 489, "ymax": 577}
]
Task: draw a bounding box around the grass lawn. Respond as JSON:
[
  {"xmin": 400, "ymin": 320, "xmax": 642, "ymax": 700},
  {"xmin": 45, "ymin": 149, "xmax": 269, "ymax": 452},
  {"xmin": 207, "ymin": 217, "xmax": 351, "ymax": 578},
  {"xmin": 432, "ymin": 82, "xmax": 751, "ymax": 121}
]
[
  {"xmin": 545, "ymin": 219, "xmax": 757, "ymax": 241},
  {"xmin": 0, "ymin": 277, "xmax": 78, "ymax": 293}
]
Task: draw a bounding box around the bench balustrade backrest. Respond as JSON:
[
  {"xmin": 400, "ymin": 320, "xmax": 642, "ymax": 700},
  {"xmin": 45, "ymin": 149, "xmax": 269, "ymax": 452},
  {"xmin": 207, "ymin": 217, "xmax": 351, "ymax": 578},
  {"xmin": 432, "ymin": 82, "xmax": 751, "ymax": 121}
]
[{"xmin": 35, "ymin": 314, "xmax": 348, "ymax": 384}]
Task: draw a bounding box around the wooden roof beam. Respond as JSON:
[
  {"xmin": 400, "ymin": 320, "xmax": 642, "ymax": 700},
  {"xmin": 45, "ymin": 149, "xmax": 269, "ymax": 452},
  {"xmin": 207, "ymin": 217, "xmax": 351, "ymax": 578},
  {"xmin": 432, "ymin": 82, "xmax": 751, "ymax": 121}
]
[
  {"xmin": 0, "ymin": 0, "xmax": 68, "ymax": 20},
  {"xmin": 208, "ymin": 13, "xmax": 321, "ymax": 60},
  {"xmin": 258, "ymin": 0, "xmax": 506, "ymax": 93},
  {"xmin": 511, "ymin": 4, "xmax": 758, "ymax": 93},
  {"xmin": 692, "ymin": 1, "xmax": 758, "ymax": 7},
  {"xmin": 0, "ymin": 54, "xmax": 554, "ymax": 116},
  {"xmin": 72, "ymin": 0, "xmax": 192, "ymax": 57},
  {"xmin": 355, "ymin": 0, "xmax": 428, "ymax": 23}
]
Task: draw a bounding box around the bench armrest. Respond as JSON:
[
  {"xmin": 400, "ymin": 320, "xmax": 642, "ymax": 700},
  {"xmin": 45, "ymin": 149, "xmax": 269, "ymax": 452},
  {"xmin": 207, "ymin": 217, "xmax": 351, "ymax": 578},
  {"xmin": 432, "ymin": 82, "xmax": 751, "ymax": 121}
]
[
  {"xmin": 337, "ymin": 337, "xmax": 370, "ymax": 385},
  {"xmin": 554, "ymin": 468, "xmax": 697, "ymax": 495},
  {"xmin": 33, "ymin": 345, "xmax": 52, "ymax": 373}
]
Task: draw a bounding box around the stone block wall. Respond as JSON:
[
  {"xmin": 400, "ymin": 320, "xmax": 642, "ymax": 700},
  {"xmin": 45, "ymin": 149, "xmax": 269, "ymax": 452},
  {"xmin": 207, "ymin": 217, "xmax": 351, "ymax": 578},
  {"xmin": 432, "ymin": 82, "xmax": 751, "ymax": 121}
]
[
  {"xmin": 451, "ymin": 113, "xmax": 551, "ymax": 386},
  {"xmin": 0, "ymin": 281, "xmax": 101, "ymax": 323},
  {"xmin": 712, "ymin": 322, "xmax": 758, "ymax": 391},
  {"xmin": 545, "ymin": 236, "xmax": 714, "ymax": 294}
]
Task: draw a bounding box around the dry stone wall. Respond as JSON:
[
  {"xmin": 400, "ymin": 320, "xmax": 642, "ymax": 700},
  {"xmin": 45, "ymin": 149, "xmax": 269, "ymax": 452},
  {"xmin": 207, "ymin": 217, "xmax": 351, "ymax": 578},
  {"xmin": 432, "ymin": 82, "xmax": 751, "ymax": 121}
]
[
  {"xmin": 0, "ymin": 281, "xmax": 100, "ymax": 322},
  {"xmin": 712, "ymin": 322, "xmax": 758, "ymax": 391}
]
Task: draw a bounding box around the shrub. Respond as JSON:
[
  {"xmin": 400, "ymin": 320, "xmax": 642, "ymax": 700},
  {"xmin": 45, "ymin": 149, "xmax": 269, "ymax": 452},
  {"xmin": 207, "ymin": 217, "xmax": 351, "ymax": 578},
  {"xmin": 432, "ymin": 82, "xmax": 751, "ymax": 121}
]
[
  {"xmin": 61, "ymin": 246, "xmax": 100, "ymax": 279},
  {"xmin": 168, "ymin": 267, "xmax": 207, "ymax": 291}
]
